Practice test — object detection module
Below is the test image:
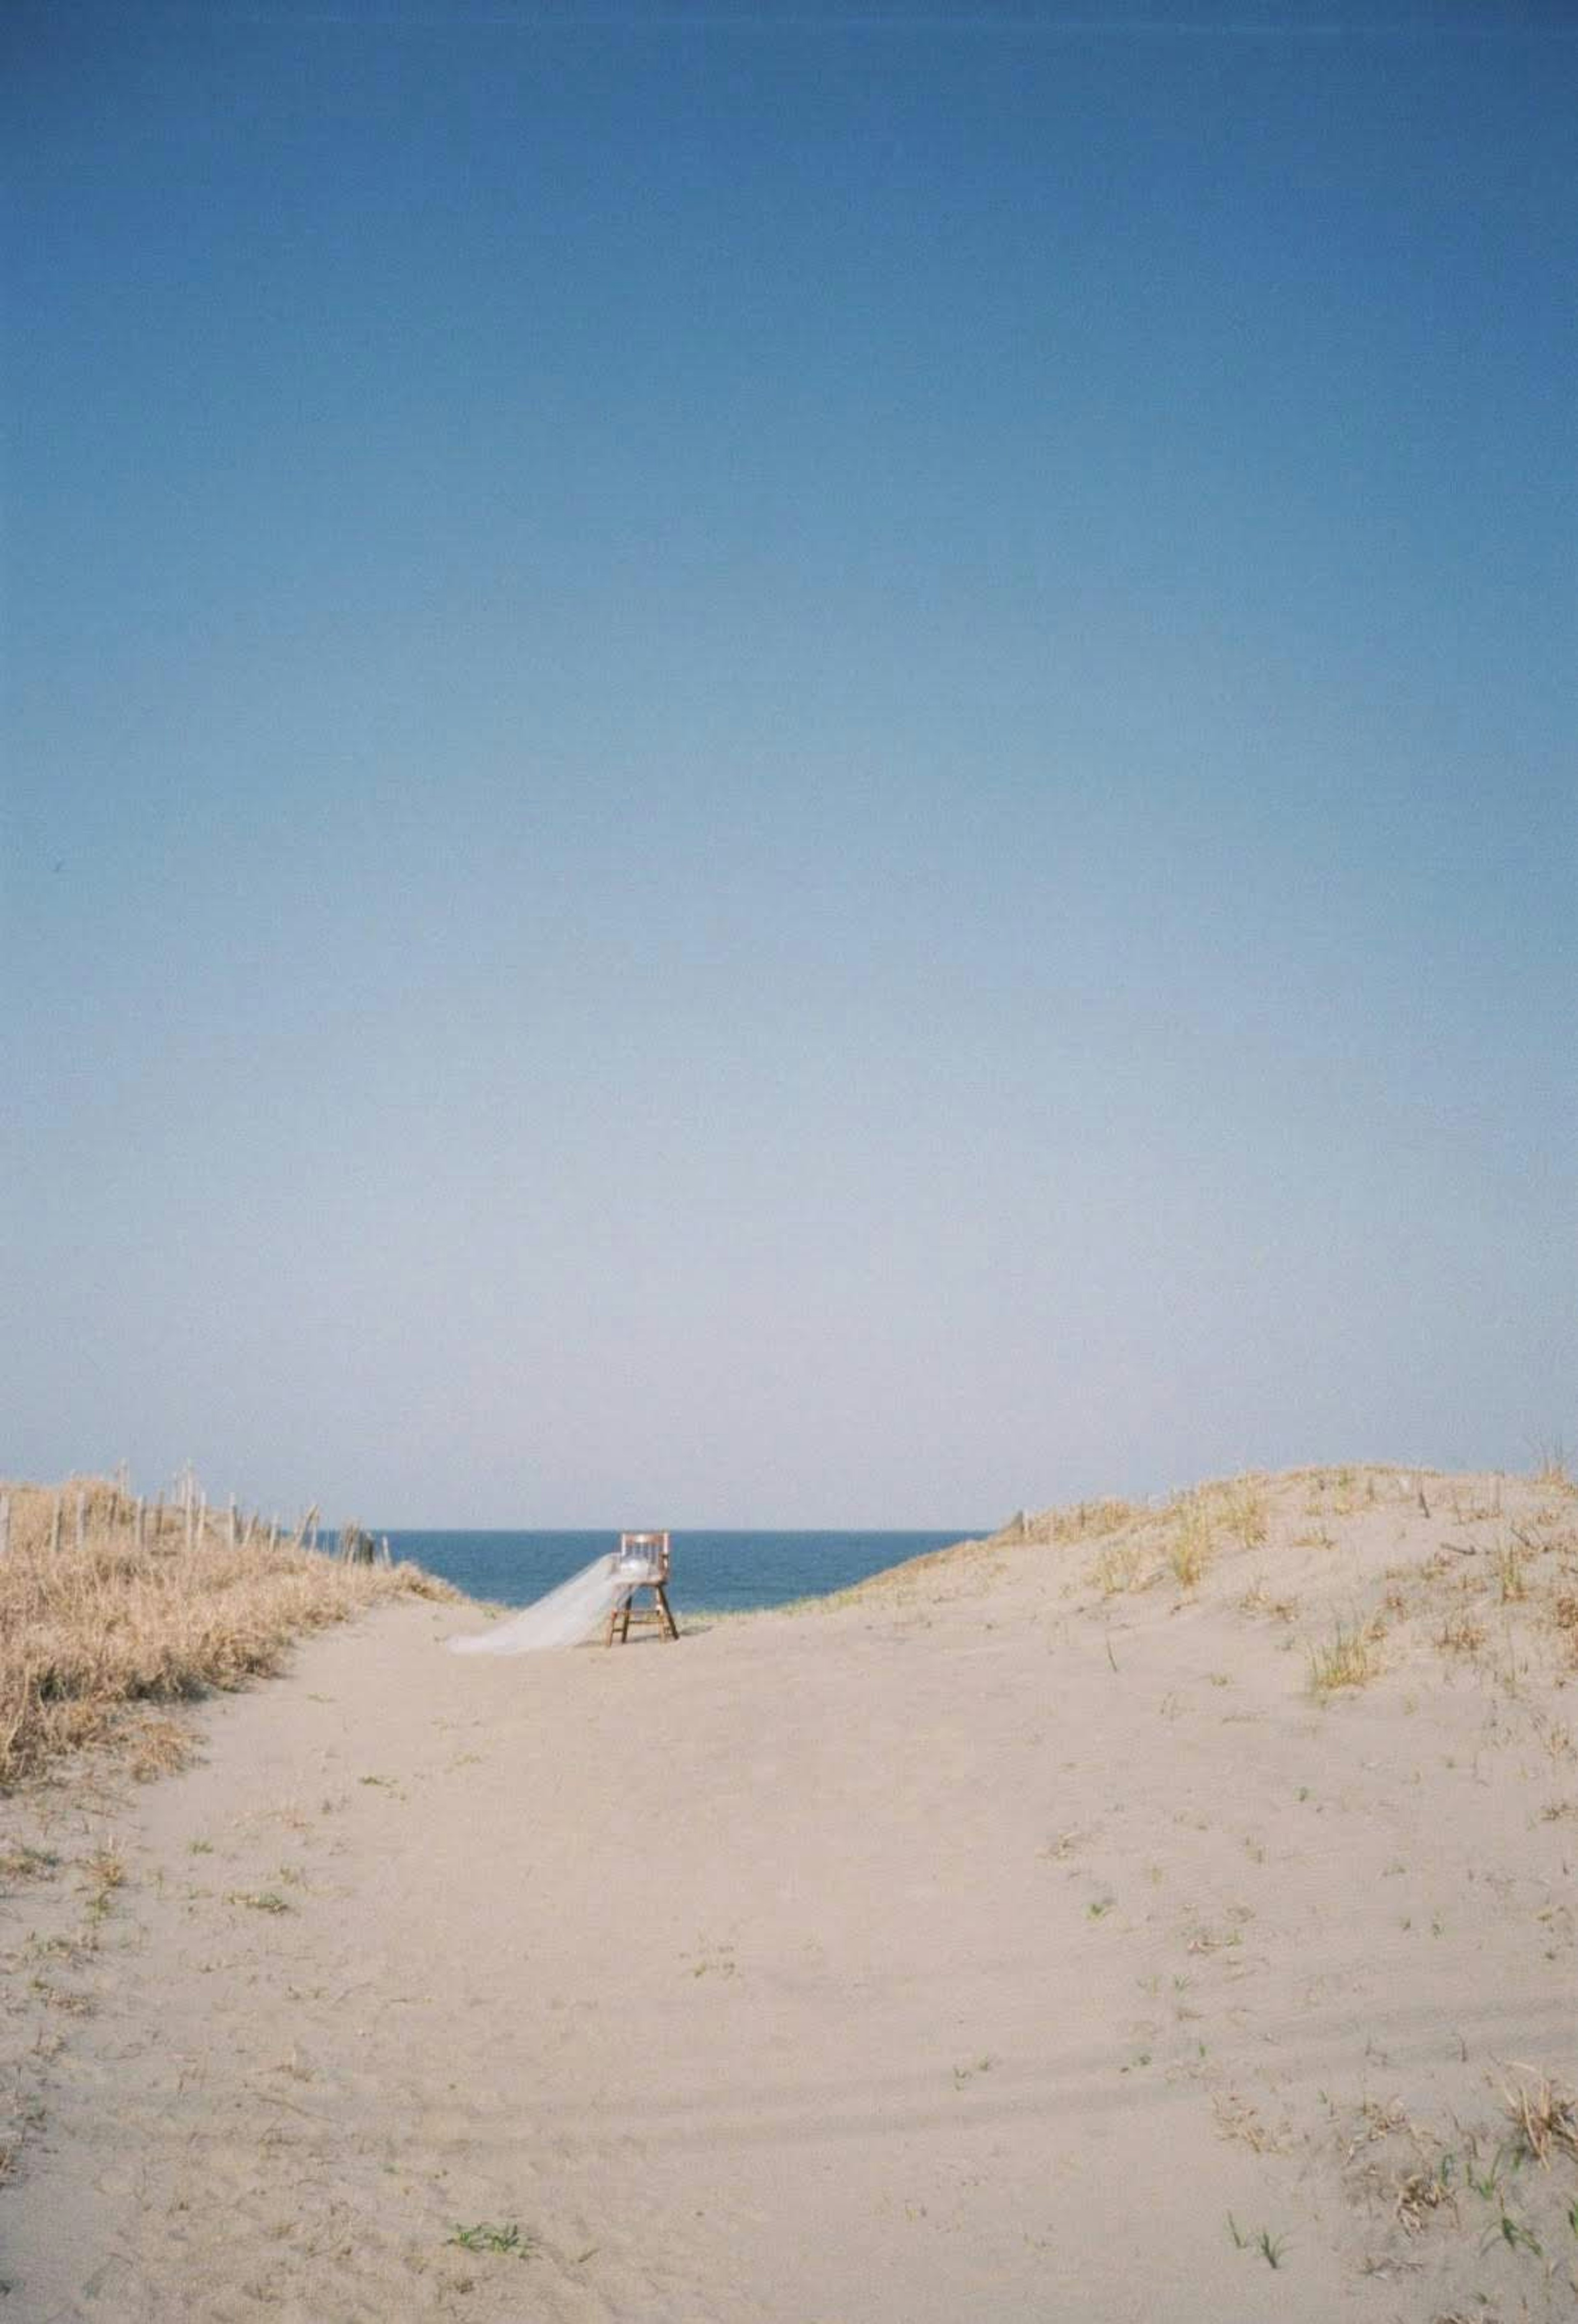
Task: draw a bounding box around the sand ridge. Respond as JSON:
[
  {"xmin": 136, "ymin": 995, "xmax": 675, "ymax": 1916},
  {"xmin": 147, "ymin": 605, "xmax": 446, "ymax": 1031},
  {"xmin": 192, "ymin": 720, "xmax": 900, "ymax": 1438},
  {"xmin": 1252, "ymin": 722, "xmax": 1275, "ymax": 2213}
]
[{"xmin": 2, "ymin": 1464, "xmax": 1576, "ymax": 2320}]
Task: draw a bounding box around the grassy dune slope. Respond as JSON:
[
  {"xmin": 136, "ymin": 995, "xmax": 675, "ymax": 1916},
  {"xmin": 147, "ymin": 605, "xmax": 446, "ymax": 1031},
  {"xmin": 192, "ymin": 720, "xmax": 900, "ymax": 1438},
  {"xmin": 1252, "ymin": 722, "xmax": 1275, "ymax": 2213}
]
[
  {"xmin": 856, "ymin": 1461, "xmax": 1578, "ymax": 1699},
  {"xmin": 0, "ymin": 1476, "xmax": 454, "ymax": 1785}
]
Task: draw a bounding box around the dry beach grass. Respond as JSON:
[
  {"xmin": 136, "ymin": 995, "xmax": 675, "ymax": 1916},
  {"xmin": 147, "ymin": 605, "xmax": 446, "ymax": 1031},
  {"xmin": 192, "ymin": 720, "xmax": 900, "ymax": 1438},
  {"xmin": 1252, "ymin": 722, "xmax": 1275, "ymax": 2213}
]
[
  {"xmin": 0, "ymin": 1476, "xmax": 454, "ymax": 1786},
  {"xmin": 2, "ymin": 1459, "xmax": 1577, "ymax": 2320}
]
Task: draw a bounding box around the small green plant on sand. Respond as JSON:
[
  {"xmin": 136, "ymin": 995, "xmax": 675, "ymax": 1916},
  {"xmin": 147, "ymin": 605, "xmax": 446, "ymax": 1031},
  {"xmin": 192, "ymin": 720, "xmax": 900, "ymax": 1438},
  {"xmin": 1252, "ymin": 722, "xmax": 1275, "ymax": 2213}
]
[
  {"xmin": 1464, "ymin": 2144, "xmax": 1508, "ymax": 2202},
  {"xmin": 1481, "ymin": 2208, "xmax": 1541, "ymax": 2259},
  {"xmin": 1227, "ymin": 2216, "xmax": 1287, "ymax": 2267},
  {"xmin": 83, "ymin": 1844, "xmax": 125, "ymax": 1919},
  {"xmin": 447, "ymin": 2223, "xmax": 535, "ymax": 2256}
]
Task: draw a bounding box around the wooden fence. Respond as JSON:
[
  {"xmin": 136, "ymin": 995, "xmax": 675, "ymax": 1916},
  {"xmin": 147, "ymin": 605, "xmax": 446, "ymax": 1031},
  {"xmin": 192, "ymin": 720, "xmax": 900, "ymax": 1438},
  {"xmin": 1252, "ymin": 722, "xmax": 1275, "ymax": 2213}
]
[{"xmin": 0, "ymin": 1476, "xmax": 391, "ymax": 1565}]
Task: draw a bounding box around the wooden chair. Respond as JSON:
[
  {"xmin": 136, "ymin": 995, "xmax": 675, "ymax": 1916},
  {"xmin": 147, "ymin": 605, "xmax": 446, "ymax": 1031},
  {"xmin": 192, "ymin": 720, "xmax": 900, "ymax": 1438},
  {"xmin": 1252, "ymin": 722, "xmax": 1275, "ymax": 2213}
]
[{"xmin": 604, "ymin": 1530, "xmax": 679, "ymax": 1644}]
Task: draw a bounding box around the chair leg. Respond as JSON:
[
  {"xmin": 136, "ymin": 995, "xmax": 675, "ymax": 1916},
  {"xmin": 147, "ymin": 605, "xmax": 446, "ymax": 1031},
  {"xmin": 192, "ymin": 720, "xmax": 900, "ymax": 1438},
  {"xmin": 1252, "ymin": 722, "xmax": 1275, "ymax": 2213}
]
[{"xmin": 605, "ymin": 1583, "xmax": 678, "ymax": 1643}]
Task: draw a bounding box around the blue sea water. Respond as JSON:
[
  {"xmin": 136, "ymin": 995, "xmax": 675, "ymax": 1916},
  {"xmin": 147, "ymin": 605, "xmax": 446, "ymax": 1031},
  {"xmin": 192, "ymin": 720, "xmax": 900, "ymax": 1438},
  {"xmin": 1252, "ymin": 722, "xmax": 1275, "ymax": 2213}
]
[{"xmin": 380, "ymin": 1529, "xmax": 982, "ymax": 1617}]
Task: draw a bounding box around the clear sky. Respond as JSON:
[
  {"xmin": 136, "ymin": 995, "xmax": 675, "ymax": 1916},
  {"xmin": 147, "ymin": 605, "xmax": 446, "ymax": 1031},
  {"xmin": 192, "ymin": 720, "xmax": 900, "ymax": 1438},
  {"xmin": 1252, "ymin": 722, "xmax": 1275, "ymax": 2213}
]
[{"xmin": 3, "ymin": 1, "xmax": 1572, "ymax": 1526}]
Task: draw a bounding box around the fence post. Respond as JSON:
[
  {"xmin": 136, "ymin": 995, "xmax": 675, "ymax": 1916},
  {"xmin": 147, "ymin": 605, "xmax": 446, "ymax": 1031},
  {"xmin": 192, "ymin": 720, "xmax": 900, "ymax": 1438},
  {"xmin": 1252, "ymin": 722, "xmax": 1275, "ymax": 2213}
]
[
  {"xmin": 75, "ymin": 1489, "xmax": 87, "ymax": 1552},
  {"xmin": 50, "ymin": 1495, "xmax": 62, "ymax": 1553},
  {"xmin": 135, "ymin": 1496, "xmax": 145, "ymax": 1549},
  {"xmin": 0, "ymin": 1494, "xmax": 9, "ymax": 1558}
]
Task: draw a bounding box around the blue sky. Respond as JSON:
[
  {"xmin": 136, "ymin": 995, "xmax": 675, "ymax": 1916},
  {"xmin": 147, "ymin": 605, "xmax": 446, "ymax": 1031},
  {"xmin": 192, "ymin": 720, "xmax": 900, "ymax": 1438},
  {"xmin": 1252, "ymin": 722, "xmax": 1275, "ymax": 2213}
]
[{"xmin": 3, "ymin": 2, "xmax": 1572, "ymax": 1524}]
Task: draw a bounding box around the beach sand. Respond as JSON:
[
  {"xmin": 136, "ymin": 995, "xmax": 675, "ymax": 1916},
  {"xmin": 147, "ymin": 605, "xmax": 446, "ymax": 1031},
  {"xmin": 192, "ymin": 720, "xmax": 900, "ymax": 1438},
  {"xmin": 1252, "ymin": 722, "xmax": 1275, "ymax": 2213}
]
[{"xmin": 3, "ymin": 1466, "xmax": 1576, "ymax": 2320}]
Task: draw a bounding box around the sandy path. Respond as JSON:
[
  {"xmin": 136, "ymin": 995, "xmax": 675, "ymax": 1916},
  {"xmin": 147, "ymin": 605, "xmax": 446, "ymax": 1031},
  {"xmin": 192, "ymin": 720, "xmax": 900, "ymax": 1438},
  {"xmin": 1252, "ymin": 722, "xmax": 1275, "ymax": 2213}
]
[{"xmin": 4, "ymin": 1474, "xmax": 1576, "ymax": 2320}]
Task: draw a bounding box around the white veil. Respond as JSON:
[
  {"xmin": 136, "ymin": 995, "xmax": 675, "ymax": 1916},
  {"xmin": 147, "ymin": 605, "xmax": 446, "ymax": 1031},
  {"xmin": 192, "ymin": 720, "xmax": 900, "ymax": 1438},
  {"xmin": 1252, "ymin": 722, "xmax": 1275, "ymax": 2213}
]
[{"xmin": 448, "ymin": 1550, "xmax": 641, "ymax": 1656}]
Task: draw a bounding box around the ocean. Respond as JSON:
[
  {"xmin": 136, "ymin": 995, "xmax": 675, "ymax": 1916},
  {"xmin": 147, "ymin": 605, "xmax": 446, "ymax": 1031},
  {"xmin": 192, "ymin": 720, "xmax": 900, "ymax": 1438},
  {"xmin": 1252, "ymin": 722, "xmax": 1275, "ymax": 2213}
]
[{"xmin": 380, "ymin": 1529, "xmax": 982, "ymax": 1616}]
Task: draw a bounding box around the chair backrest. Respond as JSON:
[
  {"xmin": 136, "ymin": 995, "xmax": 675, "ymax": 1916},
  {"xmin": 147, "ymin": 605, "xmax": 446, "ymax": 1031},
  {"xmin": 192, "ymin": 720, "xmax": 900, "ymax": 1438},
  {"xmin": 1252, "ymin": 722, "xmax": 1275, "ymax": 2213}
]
[{"xmin": 618, "ymin": 1529, "xmax": 669, "ymax": 1581}]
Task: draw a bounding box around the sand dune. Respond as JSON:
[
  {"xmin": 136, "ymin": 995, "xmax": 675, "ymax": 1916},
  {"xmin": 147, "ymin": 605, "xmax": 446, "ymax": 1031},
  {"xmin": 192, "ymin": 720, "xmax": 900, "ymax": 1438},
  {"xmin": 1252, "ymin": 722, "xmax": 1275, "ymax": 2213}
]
[{"xmin": 3, "ymin": 1465, "xmax": 1576, "ymax": 2320}]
